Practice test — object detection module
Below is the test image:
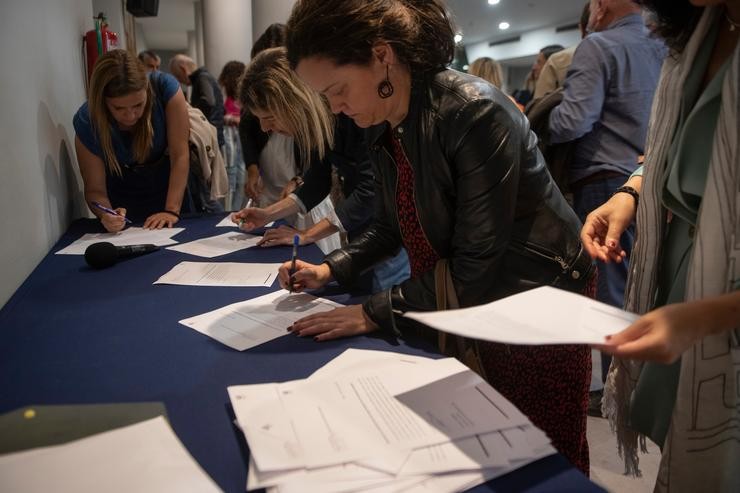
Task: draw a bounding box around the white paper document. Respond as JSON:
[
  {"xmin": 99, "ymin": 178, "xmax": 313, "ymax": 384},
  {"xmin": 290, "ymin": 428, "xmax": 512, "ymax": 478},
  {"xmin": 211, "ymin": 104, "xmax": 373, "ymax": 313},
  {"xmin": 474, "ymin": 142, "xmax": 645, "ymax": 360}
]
[
  {"xmin": 405, "ymin": 286, "xmax": 639, "ymax": 345},
  {"xmin": 56, "ymin": 227, "xmax": 185, "ymax": 255},
  {"xmin": 0, "ymin": 416, "xmax": 221, "ymax": 493},
  {"xmin": 216, "ymin": 214, "xmax": 238, "ymax": 227},
  {"xmin": 308, "ymin": 348, "xmax": 442, "ymax": 382},
  {"xmin": 166, "ymin": 231, "xmax": 261, "ymax": 258},
  {"xmin": 216, "ymin": 214, "xmax": 274, "ymax": 228},
  {"xmin": 179, "ymin": 290, "xmax": 342, "ymax": 350},
  {"xmin": 229, "ymin": 350, "xmax": 554, "ymax": 493},
  {"xmin": 154, "ymin": 261, "xmax": 280, "ymax": 287}
]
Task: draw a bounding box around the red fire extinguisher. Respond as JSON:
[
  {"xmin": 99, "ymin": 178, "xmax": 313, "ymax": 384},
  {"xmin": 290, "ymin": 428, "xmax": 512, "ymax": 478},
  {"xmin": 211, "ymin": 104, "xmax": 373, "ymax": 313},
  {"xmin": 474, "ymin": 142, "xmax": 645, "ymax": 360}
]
[{"xmin": 84, "ymin": 13, "xmax": 119, "ymax": 83}]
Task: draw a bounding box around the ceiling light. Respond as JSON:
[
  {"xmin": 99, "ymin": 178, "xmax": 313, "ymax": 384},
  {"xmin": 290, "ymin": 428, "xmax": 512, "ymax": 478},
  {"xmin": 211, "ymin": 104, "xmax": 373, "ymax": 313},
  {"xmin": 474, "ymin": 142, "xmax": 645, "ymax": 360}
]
[
  {"xmin": 454, "ymin": 33, "xmax": 463, "ymax": 43},
  {"xmin": 498, "ymin": 21, "xmax": 510, "ymax": 30},
  {"xmin": 488, "ymin": 0, "xmax": 500, "ymax": 5}
]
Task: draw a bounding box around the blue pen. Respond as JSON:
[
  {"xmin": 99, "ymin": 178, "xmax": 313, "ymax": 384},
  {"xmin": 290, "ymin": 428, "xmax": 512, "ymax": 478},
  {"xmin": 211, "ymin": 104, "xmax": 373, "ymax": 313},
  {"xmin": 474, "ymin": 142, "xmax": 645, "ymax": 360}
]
[
  {"xmin": 288, "ymin": 234, "xmax": 300, "ymax": 292},
  {"xmin": 91, "ymin": 201, "xmax": 132, "ymax": 224}
]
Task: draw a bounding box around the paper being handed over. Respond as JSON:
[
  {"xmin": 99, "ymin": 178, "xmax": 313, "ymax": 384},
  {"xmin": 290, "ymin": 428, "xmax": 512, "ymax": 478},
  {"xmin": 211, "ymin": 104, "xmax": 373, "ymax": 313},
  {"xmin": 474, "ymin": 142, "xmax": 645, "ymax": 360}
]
[
  {"xmin": 404, "ymin": 286, "xmax": 639, "ymax": 345},
  {"xmin": 179, "ymin": 290, "xmax": 342, "ymax": 350}
]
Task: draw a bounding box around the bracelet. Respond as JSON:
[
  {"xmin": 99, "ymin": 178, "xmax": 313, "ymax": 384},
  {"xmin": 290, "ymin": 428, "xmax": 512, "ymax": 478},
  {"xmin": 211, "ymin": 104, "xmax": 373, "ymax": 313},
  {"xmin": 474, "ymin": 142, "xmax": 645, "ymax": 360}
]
[
  {"xmin": 612, "ymin": 186, "xmax": 639, "ymax": 207},
  {"xmin": 162, "ymin": 210, "xmax": 180, "ymax": 220}
]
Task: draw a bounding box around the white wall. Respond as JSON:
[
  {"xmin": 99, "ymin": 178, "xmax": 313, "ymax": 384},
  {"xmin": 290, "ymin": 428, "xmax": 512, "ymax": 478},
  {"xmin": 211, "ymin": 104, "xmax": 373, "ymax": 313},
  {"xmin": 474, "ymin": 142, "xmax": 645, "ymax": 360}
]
[
  {"xmin": 252, "ymin": 0, "xmax": 294, "ymax": 42},
  {"xmin": 135, "ymin": 21, "xmax": 149, "ymax": 52},
  {"xmin": 202, "ymin": 0, "xmax": 252, "ymax": 75},
  {"xmin": 466, "ymin": 26, "xmax": 581, "ymax": 65},
  {"xmin": 0, "ymin": 0, "xmax": 91, "ymax": 308}
]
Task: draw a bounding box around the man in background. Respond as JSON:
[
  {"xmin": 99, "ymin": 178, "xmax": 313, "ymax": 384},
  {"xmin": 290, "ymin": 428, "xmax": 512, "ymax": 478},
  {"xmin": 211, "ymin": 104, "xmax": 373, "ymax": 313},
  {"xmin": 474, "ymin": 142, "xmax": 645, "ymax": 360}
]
[
  {"xmin": 514, "ymin": 44, "xmax": 564, "ymax": 107},
  {"xmin": 170, "ymin": 54, "xmax": 225, "ymax": 149},
  {"xmin": 549, "ymin": 0, "xmax": 666, "ymax": 409},
  {"xmin": 533, "ymin": 2, "xmax": 591, "ymax": 99},
  {"xmin": 137, "ymin": 50, "xmax": 160, "ymax": 72}
]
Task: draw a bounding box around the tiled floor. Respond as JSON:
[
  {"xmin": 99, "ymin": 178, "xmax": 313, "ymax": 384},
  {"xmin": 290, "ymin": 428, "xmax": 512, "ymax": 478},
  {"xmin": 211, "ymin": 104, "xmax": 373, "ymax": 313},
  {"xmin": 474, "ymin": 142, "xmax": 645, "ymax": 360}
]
[{"xmin": 588, "ymin": 416, "xmax": 660, "ymax": 492}]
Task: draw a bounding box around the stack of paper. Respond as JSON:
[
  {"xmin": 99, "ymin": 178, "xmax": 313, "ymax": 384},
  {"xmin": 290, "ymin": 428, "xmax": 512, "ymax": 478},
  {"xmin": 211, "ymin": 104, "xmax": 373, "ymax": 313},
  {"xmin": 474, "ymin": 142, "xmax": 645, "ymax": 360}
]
[
  {"xmin": 0, "ymin": 416, "xmax": 221, "ymax": 492},
  {"xmin": 56, "ymin": 227, "xmax": 185, "ymax": 255},
  {"xmin": 228, "ymin": 349, "xmax": 556, "ymax": 493},
  {"xmin": 179, "ymin": 290, "xmax": 343, "ymax": 351}
]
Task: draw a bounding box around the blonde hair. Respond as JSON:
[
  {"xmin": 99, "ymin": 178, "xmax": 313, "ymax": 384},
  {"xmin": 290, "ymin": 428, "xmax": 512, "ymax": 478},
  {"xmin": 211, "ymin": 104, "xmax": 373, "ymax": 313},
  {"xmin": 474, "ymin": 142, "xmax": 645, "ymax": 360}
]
[
  {"xmin": 240, "ymin": 47, "xmax": 334, "ymax": 169},
  {"xmin": 88, "ymin": 49, "xmax": 154, "ymax": 176},
  {"xmin": 469, "ymin": 57, "xmax": 505, "ymax": 89}
]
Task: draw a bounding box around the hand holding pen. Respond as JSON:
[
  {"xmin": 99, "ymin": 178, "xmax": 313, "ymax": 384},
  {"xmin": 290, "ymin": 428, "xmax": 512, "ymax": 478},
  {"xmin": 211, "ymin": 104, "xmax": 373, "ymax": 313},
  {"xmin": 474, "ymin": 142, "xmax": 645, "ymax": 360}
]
[
  {"xmin": 232, "ymin": 198, "xmax": 270, "ymax": 231},
  {"xmin": 278, "ymin": 257, "xmax": 334, "ymax": 293},
  {"xmin": 91, "ymin": 201, "xmax": 131, "ymax": 233},
  {"xmin": 238, "ymin": 198, "xmax": 253, "ymax": 227},
  {"xmin": 288, "ymin": 234, "xmax": 299, "ymax": 292}
]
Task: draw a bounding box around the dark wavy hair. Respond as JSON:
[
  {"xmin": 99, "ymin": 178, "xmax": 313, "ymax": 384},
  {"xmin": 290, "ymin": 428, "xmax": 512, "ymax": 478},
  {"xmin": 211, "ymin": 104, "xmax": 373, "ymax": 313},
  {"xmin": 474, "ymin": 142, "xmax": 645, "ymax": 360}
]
[
  {"xmin": 218, "ymin": 60, "xmax": 246, "ymax": 100},
  {"xmin": 251, "ymin": 23, "xmax": 286, "ymax": 59},
  {"xmin": 285, "ymin": 0, "xmax": 456, "ymax": 74},
  {"xmin": 637, "ymin": 0, "xmax": 703, "ymax": 52},
  {"xmin": 540, "ymin": 44, "xmax": 565, "ymax": 60}
]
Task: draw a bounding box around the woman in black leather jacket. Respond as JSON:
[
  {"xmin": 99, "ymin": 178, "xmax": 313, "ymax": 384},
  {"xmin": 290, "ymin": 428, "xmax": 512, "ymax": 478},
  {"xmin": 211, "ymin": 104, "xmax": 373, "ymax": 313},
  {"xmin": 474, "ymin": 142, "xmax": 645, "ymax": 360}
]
[
  {"xmin": 278, "ymin": 0, "xmax": 594, "ymax": 472},
  {"xmin": 234, "ymin": 47, "xmax": 409, "ymax": 291}
]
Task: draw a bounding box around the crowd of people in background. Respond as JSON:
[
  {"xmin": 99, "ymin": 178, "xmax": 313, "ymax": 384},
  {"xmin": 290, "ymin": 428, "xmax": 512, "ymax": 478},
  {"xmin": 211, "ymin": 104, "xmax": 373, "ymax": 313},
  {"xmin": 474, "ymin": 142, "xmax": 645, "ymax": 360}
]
[{"xmin": 72, "ymin": 0, "xmax": 739, "ymax": 490}]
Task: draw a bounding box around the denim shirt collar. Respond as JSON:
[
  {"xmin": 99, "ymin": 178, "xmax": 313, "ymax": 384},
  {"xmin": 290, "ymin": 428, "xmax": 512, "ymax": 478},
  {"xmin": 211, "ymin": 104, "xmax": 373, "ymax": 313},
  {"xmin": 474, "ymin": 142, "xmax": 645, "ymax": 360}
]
[{"xmin": 606, "ymin": 12, "xmax": 645, "ymax": 32}]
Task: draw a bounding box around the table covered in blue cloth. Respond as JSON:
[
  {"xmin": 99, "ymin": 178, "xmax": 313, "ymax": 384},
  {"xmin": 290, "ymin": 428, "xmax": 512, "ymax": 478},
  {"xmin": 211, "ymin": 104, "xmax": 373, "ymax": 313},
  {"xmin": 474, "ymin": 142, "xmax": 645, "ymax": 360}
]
[{"xmin": 0, "ymin": 214, "xmax": 603, "ymax": 492}]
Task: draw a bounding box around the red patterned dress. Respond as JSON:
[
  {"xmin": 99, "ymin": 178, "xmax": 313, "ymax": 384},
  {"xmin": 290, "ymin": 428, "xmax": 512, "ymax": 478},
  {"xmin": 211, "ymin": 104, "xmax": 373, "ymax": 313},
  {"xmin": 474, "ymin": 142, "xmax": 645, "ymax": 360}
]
[{"xmin": 387, "ymin": 131, "xmax": 591, "ymax": 474}]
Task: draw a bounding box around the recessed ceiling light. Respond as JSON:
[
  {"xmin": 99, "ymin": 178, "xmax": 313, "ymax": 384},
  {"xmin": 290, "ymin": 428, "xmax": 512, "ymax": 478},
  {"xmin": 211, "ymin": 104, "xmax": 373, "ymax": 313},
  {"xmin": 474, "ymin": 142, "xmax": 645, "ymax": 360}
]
[
  {"xmin": 488, "ymin": 0, "xmax": 500, "ymax": 5},
  {"xmin": 498, "ymin": 21, "xmax": 510, "ymax": 30},
  {"xmin": 454, "ymin": 33, "xmax": 463, "ymax": 43}
]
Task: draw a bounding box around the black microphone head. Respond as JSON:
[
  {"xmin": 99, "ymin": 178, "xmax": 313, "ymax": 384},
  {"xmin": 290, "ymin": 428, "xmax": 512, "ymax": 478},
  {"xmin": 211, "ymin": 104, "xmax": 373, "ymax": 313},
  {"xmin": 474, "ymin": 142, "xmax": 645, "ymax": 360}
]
[{"xmin": 84, "ymin": 242, "xmax": 118, "ymax": 269}]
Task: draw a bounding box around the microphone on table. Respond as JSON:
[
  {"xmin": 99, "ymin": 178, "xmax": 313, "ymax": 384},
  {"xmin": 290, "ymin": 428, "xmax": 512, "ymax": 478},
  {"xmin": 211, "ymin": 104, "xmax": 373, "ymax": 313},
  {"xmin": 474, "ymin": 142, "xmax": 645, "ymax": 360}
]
[{"xmin": 84, "ymin": 241, "xmax": 159, "ymax": 269}]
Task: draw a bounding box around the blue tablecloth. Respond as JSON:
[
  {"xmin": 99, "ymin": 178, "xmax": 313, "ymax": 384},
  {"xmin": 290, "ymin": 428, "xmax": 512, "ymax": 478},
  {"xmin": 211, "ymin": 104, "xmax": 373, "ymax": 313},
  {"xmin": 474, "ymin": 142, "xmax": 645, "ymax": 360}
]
[{"xmin": 0, "ymin": 214, "xmax": 603, "ymax": 492}]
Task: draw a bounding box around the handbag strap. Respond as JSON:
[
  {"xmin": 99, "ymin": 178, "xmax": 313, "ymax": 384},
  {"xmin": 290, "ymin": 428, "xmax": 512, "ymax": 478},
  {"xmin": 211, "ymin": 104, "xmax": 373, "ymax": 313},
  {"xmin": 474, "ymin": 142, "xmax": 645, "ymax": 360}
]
[
  {"xmin": 434, "ymin": 259, "xmax": 460, "ymax": 310},
  {"xmin": 433, "ymin": 259, "xmax": 486, "ymax": 379}
]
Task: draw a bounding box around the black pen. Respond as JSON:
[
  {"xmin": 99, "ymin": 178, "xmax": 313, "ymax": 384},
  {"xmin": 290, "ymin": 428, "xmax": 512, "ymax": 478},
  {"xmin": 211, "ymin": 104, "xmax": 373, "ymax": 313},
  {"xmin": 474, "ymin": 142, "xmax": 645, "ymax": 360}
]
[{"xmin": 288, "ymin": 234, "xmax": 299, "ymax": 292}]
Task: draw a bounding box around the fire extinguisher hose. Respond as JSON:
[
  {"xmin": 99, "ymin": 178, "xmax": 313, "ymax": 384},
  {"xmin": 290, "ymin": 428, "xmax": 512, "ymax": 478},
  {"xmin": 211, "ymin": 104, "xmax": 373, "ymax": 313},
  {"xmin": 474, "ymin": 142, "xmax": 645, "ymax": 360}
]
[{"xmin": 95, "ymin": 15, "xmax": 104, "ymax": 57}]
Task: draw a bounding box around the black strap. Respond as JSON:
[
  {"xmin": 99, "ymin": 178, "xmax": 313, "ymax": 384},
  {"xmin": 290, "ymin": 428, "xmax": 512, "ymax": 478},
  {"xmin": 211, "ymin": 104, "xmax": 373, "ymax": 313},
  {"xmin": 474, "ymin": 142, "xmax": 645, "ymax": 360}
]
[{"xmin": 612, "ymin": 185, "xmax": 639, "ymax": 207}]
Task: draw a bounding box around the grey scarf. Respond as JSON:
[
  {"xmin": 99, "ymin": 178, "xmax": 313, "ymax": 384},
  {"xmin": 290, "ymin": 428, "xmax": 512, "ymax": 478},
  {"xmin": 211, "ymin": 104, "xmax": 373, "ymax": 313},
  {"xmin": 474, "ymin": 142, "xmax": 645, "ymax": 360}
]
[{"xmin": 603, "ymin": 7, "xmax": 740, "ymax": 492}]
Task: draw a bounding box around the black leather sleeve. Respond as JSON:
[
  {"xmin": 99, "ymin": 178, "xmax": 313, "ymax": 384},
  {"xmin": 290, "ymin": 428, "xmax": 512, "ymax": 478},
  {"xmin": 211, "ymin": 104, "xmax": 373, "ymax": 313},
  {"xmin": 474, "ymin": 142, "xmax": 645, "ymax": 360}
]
[
  {"xmin": 293, "ymin": 152, "xmax": 332, "ymax": 213},
  {"xmin": 367, "ymin": 96, "xmax": 526, "ymax": 333},
  {"xmin": 293, "ymin": 117, "xmax": 375, "ymax": 233},
  {"xmin": 329, "ymin": 119, "xmax": 375, "ymax": 233},
  {"xmin": 324, "ymin": 163, "xmax": 403, "ymax": 287},
  {"xmin": 238, "ymin": 112, "xmax": 268, "ymax": 167}
]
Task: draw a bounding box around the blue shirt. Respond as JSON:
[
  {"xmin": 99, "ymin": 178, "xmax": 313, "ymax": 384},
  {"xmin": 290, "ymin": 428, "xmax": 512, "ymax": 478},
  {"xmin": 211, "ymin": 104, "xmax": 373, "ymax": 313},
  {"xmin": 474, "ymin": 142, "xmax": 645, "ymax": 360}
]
[
  {"xmin": 549, "ymin": 14, "xmax": 666, "ymax": 183},
  {"xmin": 73, "ymin": 71, "xmax": 180, "ymax": 167}
]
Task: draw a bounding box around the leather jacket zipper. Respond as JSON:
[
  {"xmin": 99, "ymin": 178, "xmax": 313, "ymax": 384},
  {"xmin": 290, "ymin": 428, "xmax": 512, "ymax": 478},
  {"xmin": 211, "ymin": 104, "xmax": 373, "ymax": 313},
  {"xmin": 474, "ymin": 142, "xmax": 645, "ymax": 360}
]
[
  {"xmin": 511, "ymin": 240, "xmax": 569, "ymax": 271},
  {"xmin": 379, "ymin": 145, "xmax": 403, "ymax": 238}
]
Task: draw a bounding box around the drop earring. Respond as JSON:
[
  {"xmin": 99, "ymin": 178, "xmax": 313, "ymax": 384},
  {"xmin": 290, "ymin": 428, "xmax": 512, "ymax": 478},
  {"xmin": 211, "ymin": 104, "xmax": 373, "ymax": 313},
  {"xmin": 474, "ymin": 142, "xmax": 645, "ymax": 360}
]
[{"xmin": 377, "ymin": 65, "xmax": 394, "ymax": 99}]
